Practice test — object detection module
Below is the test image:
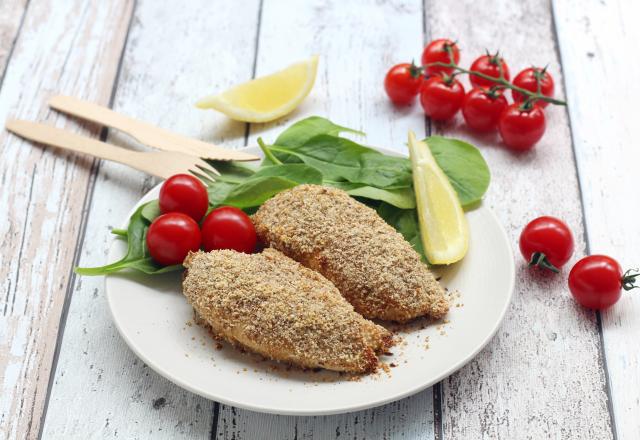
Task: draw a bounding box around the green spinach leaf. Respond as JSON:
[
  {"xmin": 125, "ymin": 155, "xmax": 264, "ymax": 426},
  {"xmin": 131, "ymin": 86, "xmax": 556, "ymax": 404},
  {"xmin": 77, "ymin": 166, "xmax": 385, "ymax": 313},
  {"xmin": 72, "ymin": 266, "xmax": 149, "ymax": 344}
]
[
  {"xmin": 208, "ymin": 181, "xmax": 241, "ymax": 206},
  {"xmin": 222, "ymin": 164, "xmax": 323, "ymax": 209},
  {"xmin": 271, "ymin": 135, "xmax": 412, "ymax": 189},
  {"xmin": 76, "ymin": 201, "xmax": 182, "ymax": 276},
  {"xmin": 141, "ymin": 200, "xmax": 161, "ymax": 223},
  {"xmin": 204, "ymin": 160, "xmax": 257, "ymax": 183},
  {"xmin": 426, "ymin": 136, "xmax": 490, "ymax": 208},
  {"xmin": 328, "ymin": 182, "xmax": 416, "ymax": 209},
  {"xmin": 274, "ymin": 116, "xmax": 364, "ymax": 147}
]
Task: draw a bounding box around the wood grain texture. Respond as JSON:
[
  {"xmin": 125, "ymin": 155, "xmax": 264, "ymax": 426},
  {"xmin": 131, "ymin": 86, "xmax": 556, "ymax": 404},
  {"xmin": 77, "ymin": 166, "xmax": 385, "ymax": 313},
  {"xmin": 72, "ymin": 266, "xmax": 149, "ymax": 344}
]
[
  {"xmin": 425, "ymin": 0, "xmax": 614, "ymax": 438},
  {"xmin": 553, "ymin": 1, "xmax": 640, "ymax": 438},
  {"xmin": 0, "ymin": 0, "xmax": 27, "ymax": 80},
  {"xmin": 216, "ymin": 0, "xmax": 434, "ymax": 438},
  {"xmin": 217, "ymin": 392, "xmax": 434, "ymax": 440},
  {"xmin": 39, "ymin": 0, "xmax": 260, "ymax": 438},
  {"xmin": 0, "ymin": 1, "xmax": 133, "ymax": 439}
]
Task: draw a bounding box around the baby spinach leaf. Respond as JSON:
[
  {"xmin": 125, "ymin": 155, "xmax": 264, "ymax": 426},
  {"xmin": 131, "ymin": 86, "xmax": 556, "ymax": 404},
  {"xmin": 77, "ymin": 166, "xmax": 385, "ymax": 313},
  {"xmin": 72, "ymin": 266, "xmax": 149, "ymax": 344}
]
[
  {"xmin": 222, "ymin": 176, "xmax": 303, "ymax": 209},
  {"xmin": 205, "ymin": 162, "xmax": 324, "ymax": 209},
  {"xmin": 274, "ymin": 116, "xmax": 364, "ymax": 147},
  {"xmin": 204, "ymin": 160, "xmax": 257, "ymax": 183},
  {"xmin": 222, "ymin": 163, "xmax": 323, "ymax": 209},
  {"xmin": 251, "ymin": 163, "xmax": 323, "ymax": 183},
  {"xmin": 76, "ymin": 201, "xmax": 182, "ymax": 276},
  {"xmin": 141, "ymin": 200, "xmax": 161, "ymax": 223},
  {"xmin": 426, "ymin": 136, "xmax": 490, "ymax": 208},
  {"xmin": 207, "ymin": 181, "xmax": 241, "ymax": 207},
  {"xmin": 271, "ymin": 135, "xmax": 412, "ymax": 189},
  {"xmin": 328, "ymin": 182, "xmax": 416, "ymax": 209}
]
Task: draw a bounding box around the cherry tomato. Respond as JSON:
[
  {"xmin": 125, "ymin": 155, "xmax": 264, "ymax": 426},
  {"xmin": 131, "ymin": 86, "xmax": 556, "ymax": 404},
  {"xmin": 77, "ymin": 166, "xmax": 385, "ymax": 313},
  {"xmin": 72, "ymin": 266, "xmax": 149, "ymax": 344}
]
[
  {"xmin": 419, "ymin": 76, "xmax": 465, "ymax": 121},
  {"xmin": 201, "ymin": 206, "xmax": 257, "ymax": 254},
  {"xmin": 512, "ymin": 67, "xmax": 555, "ymax": 108},
  {"xmin": 421, "ymin": 39, "xmax": 460, "ymax": 77},
  {"xmin": 159, "ymin": 174, "xmax": 209, "ymax": 221},
  {"xmin": 498, "ymin": 104, "xmax": 546, "ymax": 151},
  {"xmin": 146, "ymin": 213, "xmax": 201, "ymax": 266},
  {"xmin": 568, "ymin": 255, "xmax": 639, "ymax": 310},
  {"xmin": 519, "ymin": 216, "xmax": 574, "ymax": 273},
  {"xmin": 384, "ymin": 63, "xmax": 423, "ymax": 106},
  {"xmin": 461, "ymin": 88, "xmax": 508, "ymax": 132},
  {"xmin": 469, "ymin": 54, "xmax": 510, "ymax": 89}
]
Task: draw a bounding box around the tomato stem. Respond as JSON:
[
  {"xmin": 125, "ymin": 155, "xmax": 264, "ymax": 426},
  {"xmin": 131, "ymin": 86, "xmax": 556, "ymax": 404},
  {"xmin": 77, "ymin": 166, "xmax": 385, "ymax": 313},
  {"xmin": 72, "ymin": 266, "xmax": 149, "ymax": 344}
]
[
  {"xmin": 424, "ymin": 61, "xmax": 566, "ymax": 106},
  {"xmin": 409, "ymin": 61, "xmax": 422, "ymax": 79},
  {"xmin": 486, "ymin": 86, "xmax": 504, "ymax": 100},
  {"xmin": 622, "ymin": 269, "xmax": 640, "ymax": 291},
  {"xmin": 528, "ymin": 252, "xmax": 560, "ymax": 273}
]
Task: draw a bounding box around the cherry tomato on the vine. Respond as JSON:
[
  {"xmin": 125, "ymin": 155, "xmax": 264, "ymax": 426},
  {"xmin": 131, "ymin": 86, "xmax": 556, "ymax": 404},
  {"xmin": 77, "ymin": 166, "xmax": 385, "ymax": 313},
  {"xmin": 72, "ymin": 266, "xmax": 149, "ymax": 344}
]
[
  {"xmin": 159, "ymin": 174, "xmax": 209, "ymax": 221},
  {"xmin": 146, "ymin": 213, "xmax": 201, "ymax": 266},
  {"xmin": 498, "ymin": 104, "xmax": 546, "ymax": 151},
  {"xmin": 568, "ymin": 255, "xmax": 639, "ymax": 310},
  {"xmin": 469, "ymin": 54, "xmax": 510, "ymax": 89},
  {"xmin": 201, "ymin": 206, "xmax": 257, "ymax": 254},
  {"xmin": 419, "ymin": 76, "xmax": 465, "ymax": 121},
  {"xmin": 461, "ymin": 88, "xmax": 508, "ymax": 132},
  {"xmin": 512, "ymin": 67, "xmax": 555, "ymax": 108},
  {"xmin": 421, "ymin": 39, "xmax": 460, "ymax": 77},
  {"xmin": 384, "ymin": 63, "xmax": 423, "ymax": 106},
  {"xmin": 519, "ymin": 216, "xmax": 574, "ymax": 273}
]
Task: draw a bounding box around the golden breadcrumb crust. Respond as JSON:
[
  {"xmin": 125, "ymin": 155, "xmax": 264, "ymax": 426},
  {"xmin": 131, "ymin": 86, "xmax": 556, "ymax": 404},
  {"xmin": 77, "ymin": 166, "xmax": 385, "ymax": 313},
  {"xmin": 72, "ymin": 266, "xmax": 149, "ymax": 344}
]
[
  {"xmin": 182, "ymin": 248, "xmax": 393, "ymax": 373},
  {"xmin": 253, "ymin": 185, "xmax": 449, "ymax": 322}
]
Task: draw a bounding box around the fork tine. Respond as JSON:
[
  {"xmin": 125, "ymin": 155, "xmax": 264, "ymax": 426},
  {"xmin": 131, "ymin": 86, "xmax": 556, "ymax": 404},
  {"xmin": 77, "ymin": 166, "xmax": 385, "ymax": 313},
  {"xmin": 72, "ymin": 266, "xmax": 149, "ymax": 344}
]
[
  {"xmin": 190, "ymin": 169, "xmax": 215, "ymax": 186},
  {"xmin": 198, "ymin": 160, "xmax": 220, "ymax": 180},
  {"xmin": 193, "ymin": 158, "xmax": 220, "ymax": 176}
]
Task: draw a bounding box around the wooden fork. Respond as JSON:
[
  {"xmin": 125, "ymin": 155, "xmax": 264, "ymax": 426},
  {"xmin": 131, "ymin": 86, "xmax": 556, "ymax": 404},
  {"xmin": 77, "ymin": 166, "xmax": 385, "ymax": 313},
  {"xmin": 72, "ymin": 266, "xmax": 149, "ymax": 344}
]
[
  {"xmin": 5, "ymin": 119, "xmax": 219, "ymax": 179},
  {"xmin": 48, "ymin": 95, "xmax": 258, "ymax": 162}
]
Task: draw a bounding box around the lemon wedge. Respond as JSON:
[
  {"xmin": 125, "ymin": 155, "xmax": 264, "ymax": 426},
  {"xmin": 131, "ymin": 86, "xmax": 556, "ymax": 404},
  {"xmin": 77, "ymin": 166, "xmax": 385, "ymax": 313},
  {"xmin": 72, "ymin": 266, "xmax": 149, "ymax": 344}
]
[
  {"xmin": 408, "ymin": 131, "xmax": 469, "ymax": 264},
  {"xmin": 196, "ymin": 56, "xmax": 319, "ymax": 123}
]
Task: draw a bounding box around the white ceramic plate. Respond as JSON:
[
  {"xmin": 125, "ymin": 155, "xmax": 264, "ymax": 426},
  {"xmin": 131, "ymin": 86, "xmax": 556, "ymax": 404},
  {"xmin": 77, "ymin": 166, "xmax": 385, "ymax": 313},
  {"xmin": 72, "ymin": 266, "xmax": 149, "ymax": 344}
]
[{"xmin": 106, "ymin": 146, "xmax": 514, "ymax": 416}]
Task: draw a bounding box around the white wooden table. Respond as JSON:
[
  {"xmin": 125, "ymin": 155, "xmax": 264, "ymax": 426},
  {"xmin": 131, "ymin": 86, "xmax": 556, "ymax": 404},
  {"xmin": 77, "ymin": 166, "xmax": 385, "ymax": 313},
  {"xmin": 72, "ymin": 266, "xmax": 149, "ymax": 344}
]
[{"xmin": 1, "ymin": 0, "xmax": 638, "ymax": 438}]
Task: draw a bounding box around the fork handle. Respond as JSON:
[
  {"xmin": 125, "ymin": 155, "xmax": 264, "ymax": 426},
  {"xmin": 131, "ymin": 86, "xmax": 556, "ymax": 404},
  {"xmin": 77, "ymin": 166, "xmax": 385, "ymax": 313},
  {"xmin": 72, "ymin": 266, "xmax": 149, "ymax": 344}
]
[
  {"xmin": 49, "ymin": 95, "xmax": 142, "ymax": 138},
  {"xmin": 5, "ymin": 119, "xmax": 151, "ymax": 172}
]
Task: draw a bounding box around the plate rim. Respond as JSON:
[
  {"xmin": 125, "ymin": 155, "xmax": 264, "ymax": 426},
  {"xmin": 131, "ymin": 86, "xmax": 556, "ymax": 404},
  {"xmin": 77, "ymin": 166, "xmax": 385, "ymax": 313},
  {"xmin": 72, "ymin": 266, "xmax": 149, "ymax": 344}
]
[{"xmin": 105, "ymin": 145, "xmax": 515, "ymax": 416}]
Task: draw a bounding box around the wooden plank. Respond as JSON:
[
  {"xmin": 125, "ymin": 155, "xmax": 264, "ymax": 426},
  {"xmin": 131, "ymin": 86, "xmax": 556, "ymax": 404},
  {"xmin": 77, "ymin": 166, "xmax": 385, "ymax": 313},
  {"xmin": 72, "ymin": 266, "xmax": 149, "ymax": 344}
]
[
  {"xmin": 0, "ymin": 0, "xmax": 28, "ymax": 78},
  {"xmin": 0, "ymin": 1, "xmax": 134, "ymax": 439},
  {"xmin": 553, "ymin": 1, "xmax": 640, "ymax": 438},
  {"xmin": 216, "ymin": 393, "xmax": 433, "ymax": 440},
  {"xmin": 39, "ymin": 0, "xmax": 261, "ymax": 438},
  {"xmin": 216, "ymin": 0, "xmax": 433, "ymax": 438},
  {"xmin": 424, "ymin": 0, "xmax": 614, "ymax": 438}
]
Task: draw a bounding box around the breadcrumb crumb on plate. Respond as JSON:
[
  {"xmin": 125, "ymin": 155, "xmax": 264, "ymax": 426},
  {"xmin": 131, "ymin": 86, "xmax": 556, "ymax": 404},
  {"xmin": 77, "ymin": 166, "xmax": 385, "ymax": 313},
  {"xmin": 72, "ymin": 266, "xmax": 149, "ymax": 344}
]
[{"xmin": 105, "ymin": 145, "xmax": 514, "ymax": 416}]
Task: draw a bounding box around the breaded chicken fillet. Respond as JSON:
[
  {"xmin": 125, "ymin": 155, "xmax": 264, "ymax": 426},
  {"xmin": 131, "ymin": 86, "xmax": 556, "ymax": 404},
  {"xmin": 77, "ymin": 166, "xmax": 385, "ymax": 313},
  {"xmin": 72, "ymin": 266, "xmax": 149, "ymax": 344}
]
[
  {"xmin": 253, "ymin": 185, "xmax": 449, "ymax": 323},
  {"xmin": 182, "ymin": 248, "xmax": 393, "ymax": 373}
]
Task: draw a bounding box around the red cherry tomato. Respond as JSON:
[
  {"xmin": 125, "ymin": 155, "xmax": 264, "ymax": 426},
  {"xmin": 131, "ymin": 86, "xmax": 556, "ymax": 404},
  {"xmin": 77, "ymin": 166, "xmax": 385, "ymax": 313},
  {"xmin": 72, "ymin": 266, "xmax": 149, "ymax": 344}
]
[
  {"xmin": 384, "ymin": 63, "xmax": 423, "ymax": 106},
  {"xmin": 421, "ymin": 39, "xmax": 460, "ymax": 77},
  {"xmin": 469, "ymin": 54, "xmax": 510, "ymax": 89},
  {"xmin": 519, "ymin": 216, "xmax": 574, "ymax": 273},
  {"xmin": 568, "ymin": 255, "xmax": 639, "ymax": 310},
  {"xmin": 201, "ymin": 206, "xmax": 257, "ymax": 254},
  {"xmin": 419, "ymin": 76, "xmax": 465, "ymax": 121},
  {"xmin": 146, "ymin": 213, "xmax": 201, "ymax": 266},
  {"xmin": 461, "ymin": 88, "xmax": 508, "ymax": 132},
  {"xmin": 498, "ymin": 104, "xmax": 546, "ymax": 151},
  {"xmin": 512, "ymin": 67, "xmax": 555, "ymax": 108},
  {"xmin": 159, "ymin": 174, "xmax": 209, "ymax": 221}
]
